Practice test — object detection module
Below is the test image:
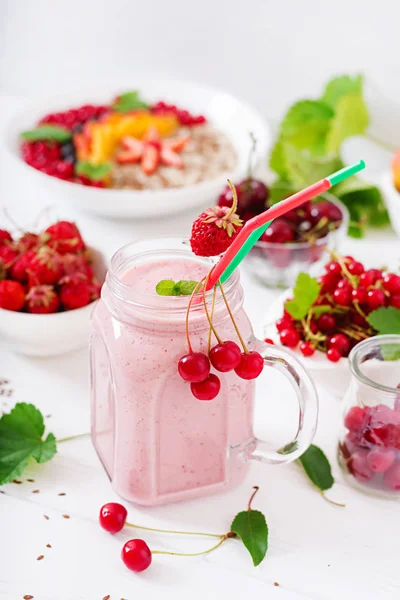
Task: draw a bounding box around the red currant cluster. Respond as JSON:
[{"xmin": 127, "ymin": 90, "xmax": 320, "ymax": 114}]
[
  {"xmin": 151, "ymin": 101, "xmax": 206, "ymax": 126},
  {"xmin": 339, "ymin": 394, "xmax": 400, "ymax": 493},
  {"xmin": 178, "ymin": 280, "xmax": 264, "ymax": 400},
  {"xmin": 276, "ymin": 254, "xmax": 400, "ymax": 362},
  {"xmin": 39, "ymin": 104, "xmax": 108, "ymax": 130}
]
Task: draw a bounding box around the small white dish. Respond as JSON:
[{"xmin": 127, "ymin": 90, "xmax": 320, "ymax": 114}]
[
  {"xmin": 3, "ymin": 79, "xmax": 270, "ymax": 220},
  {"xmin": 381, "ymin": 171, "xmax": 400, "ymax": 238}
]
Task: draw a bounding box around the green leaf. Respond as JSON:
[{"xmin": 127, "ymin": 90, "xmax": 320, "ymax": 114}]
[
  {"xmin": 175, "ymin": 280, "xmax": 199, "ymax": 296},
  {"xmin": 269, "ymin": 139, "xmax": 287, "ymax": 178},
  {"xmin": 279, "ymin": 100, "xmax": 334, "ymax": 155},
  {"xmin": 282, "ymin": 143, "xmax": 342, "ymax": 188},
  {"xmin": 277, "ymin": 440, "xmax": 299, "ymax": 455},
  {"xmin": 334, "ymin": 177, "xmax": 390, "ymax": 234},
  {"xmin": 321, "ymin": 74, "xmax": 363, "ymax": 109},
  {"xmin": 21, "ymin": 125, "xmax": 72, "ymax": 142},
  {"xmin": 310, "ymin": 305, "xmax": 332, "ymax": 317},
  {"xmin": 381, "ymin": 344, "xmax": 400, "ymax": 362},
  {"xmin": 298, "ymin": 444, "xmax": 334, "ymax": 492},
  {"xmin": 75, "ymin": 161, "xmax": 111, "ymax": 181},
  {"xmin": 367, "ymin": 307, "xmax": 400, "ymax": 335},
  {"xmin": 230, "ymin": 510, "xmax": 268, "ymax": 566},
  {"xmin": 0, "ymin": 403, "xmax": 57, "ymax": 485},
  {"xmin": 325, "ymin": 93, "xmax": 369, "ymax": 153},
  {"xmin": 284, "ymin": 273, "xmax": 322, "ymax": 320},
  {"xmin": 155, "ymin": 280, "xmax": 177, "ymax": 296},
  {"xmin": 112, "ymin": 90, "xmax": 149, "ymax": 113}
]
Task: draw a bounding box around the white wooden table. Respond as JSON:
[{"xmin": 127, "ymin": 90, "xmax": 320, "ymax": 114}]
[{"xmin": 0, "ymin": 96, "xmax": 399, "ymax": 600}]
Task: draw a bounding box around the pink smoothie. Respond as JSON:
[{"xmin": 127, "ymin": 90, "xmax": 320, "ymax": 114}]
[{"xmin": 91, "ymin": 256, "xmax": 255, "ymax": 505}]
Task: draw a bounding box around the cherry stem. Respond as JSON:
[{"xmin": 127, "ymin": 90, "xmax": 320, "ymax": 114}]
[
  {"xmin": 185, "ymin": 278, "xmax": 207, "ymax": 353},
  {"xmin": 320, "ymin": 490, "xmax": 346, "ymax": 508},
  {"xmin": 218, "ymin": 279, "xmax": 248, "ymax": 353},
  {"xmin": 126, "ymin": 522, "xmax": 223, "ymax": 539},
  {"xmin": 56, "ymin": 432, "xmax": 90, "ymax": 443},
  {"xmin": 202, "ymin": 273, "xmax": 222, "ymax": 344},
  {"xmin": 225, "ymin": 179, "xmax": 239, "ymax": 219},
  {"xmin": 152, "ymin": 537, "xmax": 226, "ymax": 557},
  {"xmin": 207, "ymin": 284, "xmax": 218, "ymax": 353},
  {"xmin": 246, "ymin": 132, "xmax": 257, "ymax": 182},
  {"xmin": 247, "ymin": 485, "xmax": 259, "ymax": 511}
]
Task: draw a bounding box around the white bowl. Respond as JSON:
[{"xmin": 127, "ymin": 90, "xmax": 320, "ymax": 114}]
[
  {"xmin": 381, "ymin": 171, "xmax": 400, "ymax": 237},
  {"xmin": 3, "ymin": 79, "xmax": 270, "ymax": 220}
]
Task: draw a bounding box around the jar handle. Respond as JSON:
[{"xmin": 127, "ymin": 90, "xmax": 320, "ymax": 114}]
[{"xmin": 239, "ymin": 340, "xmax": 319, "ymax": 465}]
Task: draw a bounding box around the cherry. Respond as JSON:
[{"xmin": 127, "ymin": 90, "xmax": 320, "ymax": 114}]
[
  {"xmin": 234, "ymin": 351, "xmax": 264, "ymax": 380},
  {"xmin": 99, "ymin": 502, "xmax": 127, "ymax": 533},
  {"xmin": 333, "ymin": 287, "xmax": 351, "ymax": 306},
  {"xmin": 348, "ymin": 451, "xmax": 374, "ymax": 483},
  {"xmin": 317, "ymin": 313, "xmax": 336, "ymax": 334},
  {"xmin": 367, "ymin": 289, "xmax": 386, "ymax": 311},
  {"xmin": 264, "ymin": 338, "xmax": 274, "ymax": 344},
  {"xmin": 389, "ymin": 294, "xmax": 400, "ymax": 309},
  {"xmin": 178, "ymin": 352, "xmax": 210, "ymax": 383},
  {"xmin": 344, "ymin": 406, "xmax": 367, "ymax": 431},
  {"xmin": 383, "ymin": 463, "xmax": 400, "ymax": 491},
  {"xmin": 299, "ymin": 341, "xmax": 315, "ymax": 357},
  {"xmin": 190, "ymin": 373, "xmax": 221, "ymax": 400},
  {"xmin": 309, "ymin": 200, "xmax": 342, "ymax": 224},
  {"xmin": 367, "ymin": 448, "xmax": 396, "ymax": 473},
  {"xmin": 276, "ymin": 316, "xmax": 294, "ymax": 333},
  {"xmin": 327, "ymin": 348, "xmax": 341, "ymax": 362},
  {"xmin": 347, "ymin": 261, "xmax": 364, "ymax": 276},
  {"xmin": 218, "ymin": 179, "xmax": 268, "ymax": 220},
  {"xmin": 383, "ymin": 273, "xmax": 400, "ymax": 295},
  {"xmin": 261, "ymin": 218, "xmax": 294, "ymax": 243},
  {"xmin": 121, "ymin": 539, "xmax": 152, "ymax": 572},
  {"xmin": 351, "ymin": 287, "xmax": 367, "ymax": 305},
  {"xmin": 209, "ymin": 341, "xmax": 242, "ymax": 372},
  {"xmin": 279, "ymin": 328, "xmax": 300, "ymax": 348},
  {"xmin": 328, "ymin": 333, "xmax": 350, "ymax": 355},
  {"xmin": 366, "ymin": 268, "xmax": 383, "ymax": 284}
]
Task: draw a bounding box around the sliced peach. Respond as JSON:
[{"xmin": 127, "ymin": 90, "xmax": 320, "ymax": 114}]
[{"xmin": 392, "ymin": 149, "xmax": 400, "ymax": 192}]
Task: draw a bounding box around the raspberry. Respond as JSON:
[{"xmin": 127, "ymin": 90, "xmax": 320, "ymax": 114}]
[
  {"xmin": 26, "ymin": 285, "xmax": 60, "ymax": 314},
  {"xmin": 0, "ymin": 280, "xmax": 25, "ymax": 311},
  {"xmin": 44, "ymin": 221, "xmax": 85, "ymax": 254}
]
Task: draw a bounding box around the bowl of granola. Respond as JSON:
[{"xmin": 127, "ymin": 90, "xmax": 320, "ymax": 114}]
[{"xmin": 4, "ymin": 79, "xmax": 269, "ymax": 219}]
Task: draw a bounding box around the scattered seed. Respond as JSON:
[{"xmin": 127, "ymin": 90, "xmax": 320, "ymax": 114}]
[
  {"xmin": 13, "ymin": 479, "xmax": 22, "ymax": 484},
  {"xmin": 103, "ymin": 596, "xmax": 110, "ymax": 600},
  {"xmin": 274, "ymin": 582, "xmax": 280, "ymax": 587},
  {"xmin": 23, "ymin": 595, "xmax": 34, "ymax": 599},
  {"xmin": 27, "ymin": 479, "xmax": 35, "ymax": 482},
  {"xmin": 37, "ymin": 555, "xmax": 44, "ymax": 561},
  {"xmin": 58, "ymin": 492, "xmax": 66, "ymax": 496},
  {"xmin": 46, "ymin": 544, "xmax": 52, "ymax": 548},
  {"xmin": 62, "ymin": 514, "xmax": 70, "ymax": 519},
  {"xmin": 32, "ymin": 489, "xmax": 40, "ymax": 494},
  {"xmin": 45, "ymin": 414, "xmax": 52, "ymax": 418}
]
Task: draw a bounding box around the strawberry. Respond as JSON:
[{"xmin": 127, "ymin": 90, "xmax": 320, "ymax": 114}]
[
  {"xmin": 160, "ymin": 147, "xmax": 183, "ymax": 169},
  {"xmin": 27, "ymin": 246, "xmax": 63, "ymax": 285},
  {"xmin": 116, "ymin": 136, "xmax": 144, "ymax": 164},
  {"xmin": 26, "ymin": 284, "xmax": 60, "ymax": 314},
  {"xmin": 141, "ymin": 145, "xmax": 159, "ymax": 175},
  {"xmin": 61, "ymin": 253, "xmax": 94, "ymax": 278},
  {"xmin": 17, "ymin": 232, "xmax": 39, "ymax": 252},
  {"xmin": 0, "ymin": 245, "xmax": 19, "ymax": 269},
  {"xmin": 0, "ymin": 230, "xmax": 12, "ymax": 246},
  {"xmin": 190, "ymin": 187, "xmax": 243, "ymax": 257},
  {"xmin": 60, "ymin": 275, "xmax": 92, "ymax": 310},
  {"xmin": 164, "ymin": 135, "xmax": 190, "ymax": 153},
  {"xmin": 44, "ymin": 221, "xmax": 85, "ymax": 254},
  {"xmin": 11, "ymin": 250, "xmax": 35, "ymax": 283},
  {"xmin": 0, "ymin": 280, "xmax": 25, "ymax": 311},
  {"xmin": 88, "ymin": 277, "xmax": 102, "ymax": 300}
]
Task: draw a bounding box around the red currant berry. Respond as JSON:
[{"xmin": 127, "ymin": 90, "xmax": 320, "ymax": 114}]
[
  {"xmin": 328, "ymin": 333, "xmax": 350, "ymax": 355},
  {"xmin": 209, "ymin": 341, "xmax": 241, "ymax": 372},
  {"xmin": 383, "ymin": 273, "xmax": 400, "ymax": 294},
  {"xmin": 347, "ymin": 261, "xmax": 364, "ymax": 275},
  {"xmin": 389, "ymin": 294, "xmax": 400, "ymax": 309},
  {"xmin": 309, "ymin": 319, "xmax": 318, "ymax": 334},
  {"xmin": 264, "ymin": 338, "xmax": 274, "ymax": 344},
  {"xmin": 190, "ymin": 373, "xmax": 221, "ymax": 400},
  {"xmin": 333, "ymin": 287, "xmax": 351, "ymax": 306},
  {"xmin": 318, "ymin": 272, "xmax": 339, "ymax": 293},
  {"xmin": 367, "ymin": 288, "xmax": 386, "ymax": 311},
  {"xmin": 276, "ymin": 316, "xmax": 293, "ymax": 333},
  {"xmin": 359, "ymin": 271, "xmax": 374, "ymax": 287},
  {"xmin": 351, "ymin": 287, "xmax": 367, "ymax": 305},
  {"xmin": 299, "ymin": 341, "xmax": 315, "ymax": 357},
  {"xmin": 99, "ymin": 502, "xmax": 127, "ymax": 533},
  {"xmin": 336, "ymin": 278, "xmax": 351, "ymax": 290},
  {"xmin": 326, "ymin": 348, "xmax": 341, "ymax": 362},
  {"xmin": 234, "ymin": 351, "xmax": 264, "ymax": 380},
  {"xmin": 279, "ymin": 328, "xmax": 300, "ymax": 348},
  {"xmin": 178, "ymin": 352, "xmax": 210, "ymax": 383},
  {"xmin": 122, "ymin": 539, "xmax": 152, "ymax": 572},
  {"xmin": 325, "ymin": 261, "xmax": 342, "ymax": 276},
  {"xmin": 317, "ymin": 313, "xmax": 336, "ymax": 334},
  {"xmin": 366, "ymin": 268, "xmax": 383, "ymax": 284}
]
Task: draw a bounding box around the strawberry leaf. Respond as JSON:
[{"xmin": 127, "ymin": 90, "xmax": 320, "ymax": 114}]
[
  {"xmin": 21, "ymin": 125, "xmax": 72, "ymax": 142},
  {"xmin": 367, "ymin": 307, "xmax": 400, "ymax": 335},
  {"xmin": 112, "ymin": 91, "xmax": 149, "ymax": 113},
  {"xmin": 75, "ymin": 161, "xmax": 111, "ymax": 181},
  {"xmin": 230, "ymin": 509, "xmax": 268, "ymax": 566},
  {"xmin": 0, "ymin": 403, "xmax": 57, "ymax": 485},
  {"xmin": 298, "ymin": 444, "xmax": 334, "ymax": 492},
  {"xmin": 284, "ymin": 273, "xmax": 321, "ymax": 320}
]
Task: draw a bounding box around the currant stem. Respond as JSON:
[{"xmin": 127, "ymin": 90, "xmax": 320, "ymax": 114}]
[
  {"xmin": 152, "ymin": 537, "xmax": 226, "ymax": 558},
  {"xmin": 247, "ymin": 486, "xmax": 259, "ymax": 511},
  {"xmin": 56, "ymin": 432, "xmax": 90, "ymax": 443},
  {"xmin": 218, "ymin": 279, "xmax": 248, "ymax": 353},
  {"xmin": 225, "ymin": 179, "xmax": 239, "ymax": 219},
  {"xmin": 207, "ymin": 284, "xmax": 218, "ymax": 353},
  {"xmin": 126, "ymin": 522, "xmax": 223, "ymax": 538},
  {"xmin": 185, "ymin": 278, "xmax": 206, "ymax": 353}
]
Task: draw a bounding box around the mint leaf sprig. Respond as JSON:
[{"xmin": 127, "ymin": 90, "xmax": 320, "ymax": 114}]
[
  {"xmin": 112, "ymin": 90, "xmax": 149, "ymax": 113},
  {"xmin": 156, "ymin": 279, "xmax": 199, "ymax": 296}
]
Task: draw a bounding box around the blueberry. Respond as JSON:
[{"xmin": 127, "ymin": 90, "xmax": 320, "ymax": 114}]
[{"xmin": 60, "ymin": 142, "xmax": 76, "ymax": 163}]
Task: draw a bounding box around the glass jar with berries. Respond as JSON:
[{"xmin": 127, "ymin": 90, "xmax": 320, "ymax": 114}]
[{"xmin": 338, "ymin": 335, "xmax": 400, "ymax": 497}]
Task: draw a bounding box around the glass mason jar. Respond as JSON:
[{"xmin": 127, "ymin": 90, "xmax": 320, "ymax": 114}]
[
  {"xmin": 90, "ymin": 237, "xmax": 319, "ymax": 506},
  {"xmin": 338, "ymin": 335, "xmax": 400, "ymax": 497}
]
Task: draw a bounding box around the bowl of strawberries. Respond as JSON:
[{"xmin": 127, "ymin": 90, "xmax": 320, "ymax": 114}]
[{"xmin": 0, "ymin": 219, "xmax": 105, "ymax": 356}]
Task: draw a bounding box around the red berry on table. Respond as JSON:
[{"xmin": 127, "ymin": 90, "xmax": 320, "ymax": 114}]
[
  {"xmin": 347, "ymin": 261, "xmax": 364, "ymax": 276},
  {"xmin": 0, "ymin": 280, "xmax": 25, "ymax": 311},
  {"xmin": 389, "ymin": 294, "xmax": 400, "ymax": 309},
  {"xmin": 178, "ymin": 352, "xmax": 210, "ymax": 383},
  {"xmin": 382, "ymin": 273, "xmax": 400, "ymax": 295},
  {"xmin": 317, "ymin": 313, "xmax": 336, "ymax": 334},
  {"xmin": 121, "ymin": 539, "xmax": 152, "ymax": 572},
  {"xmin": 99, "ymin": 502, "xmax": 128, "ymax": 533},
  {"xmin": 348, "ymin": 450, "xmax": 374, "ymax": 483},
  {"xmin": 190, "ymin": 373, "xmax": 221, "ymax": 400},
  {"xmin": 383, "ymin": 462, "xmax": 400, "ymax": 491},
  {"xmin": 261, "ymin": 218, "xmax": 294, "ymax": 243},
  {"xmin": 344, "ymin": 406, "xmax": 367, "ymax": 431},
  {"xmin": 328, "ymin": 333, "xmax": 350, "ymax": 355},
  {"xmin": 276, "ymin": 316, "xmax": 294, "ymax": 333},
  {"xmin": 59, "ymin": 275, "xmax": 92, "ymax": 310},
  {"xmin": 367, "ymin": 448, "xmax": 396, "ymax": 473},
  {"xmin": 333, "ymin": 287, "xmax": 351, "ymax": 306},
  {"xmin": 351, "ymin": 287, "xmax": 367, "ymax": 305},
  {"xmin": 44, "ymin": 221, "xmax": 85, "ymax": 255},
  {"xmin": 190, "ymin": 205, "xmax": 243, "ymax": 257},
  {"xmin": 209, "ymin": 341, "xmax": 242, "ymax": 372},
  {"xmin": 279, "ymin": 328, "xmax": 300, "ymax": 348},
  {"xmin": 0, "ymin": 230, "xmax": 12, "ymax": 246},
  {"xmin": 299, "ymin": 341, "xmax": 315, "ymax": 357},
  {"xmin": 366, "ymin": 288, "xmax": 386, "ymax": 311},
  {"xmin": 27, "ymin": 247, "xmax": 63, "ymax": 285},
  {"xmin": 234, "ymin": 351, "xmax": 264, "ymax": 380},
  {"xmin": 327, "ymin": 348, "xmax": 341, "ymax": 363},
  {"xmin": 26, "ymin": 285, "xmax": 60, "ymax": 314}
]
